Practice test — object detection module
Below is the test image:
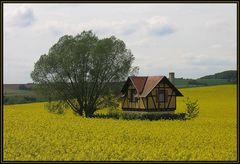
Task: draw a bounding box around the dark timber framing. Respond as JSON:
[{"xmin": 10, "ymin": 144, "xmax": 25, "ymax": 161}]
[
  {"xmin": 142, "ymin": 97, "xmax": 146, "ymax": 108},
  {"xmin": 150, "ymin": 92, "xmax": 156, "ymax": 109},
  {"xmin": 157, "ymin": 89, "xmax": 160, "ymax": 110},
  {"xmin": 121, "ymin": 76, "xmax": 183, "ymax": 112},
  {"xmin": 167, "ymin": 90, "xmax": 174, "ymax": 108},
  {"xmin": 146, "ymin": 95, "xmax": 149, "ymax": 110},
  {"xmin": 164, "ymin": 83, "xmax": 166, "ymax": 109}
]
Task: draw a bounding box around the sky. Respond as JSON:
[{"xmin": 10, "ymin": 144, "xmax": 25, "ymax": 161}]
[{"xmin": 3, "ymin": 3, "xmax": 237, "ymax": 84}]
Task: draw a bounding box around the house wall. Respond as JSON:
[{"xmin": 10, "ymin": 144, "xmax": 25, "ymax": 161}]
[
  {"xmin": 122, "ymin": 84, "xmax": 146, "ymax": 110},
  {"xmin": 138, "ymin": 98, "xmax": 145, "ymax": 109},
  {"xmin": 140, "ymin": 81, "xmax": 176, "ymax": 111}
]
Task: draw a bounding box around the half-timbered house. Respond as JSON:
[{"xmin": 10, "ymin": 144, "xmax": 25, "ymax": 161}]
[{"xmin": 120, "ymin": 75, "xmax": 183, "ymax": 112}]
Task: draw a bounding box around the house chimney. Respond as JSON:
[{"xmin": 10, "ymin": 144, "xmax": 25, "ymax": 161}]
[{"xmin": 169, "ymin": 72, "xmax": 175, "ymax": 84}]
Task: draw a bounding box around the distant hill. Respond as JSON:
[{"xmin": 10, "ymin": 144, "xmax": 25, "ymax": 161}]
[
  {"xmin": 174, "ymin": 70, "xmax": 237, "ymax": 88},
  {"xmin": 199, "ymin": 70, "xmax": 237, "ymax": 80}
]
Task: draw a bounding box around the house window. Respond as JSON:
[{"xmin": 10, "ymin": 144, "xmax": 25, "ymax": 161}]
[
  {"xmin": 130, "ymin": 89, "xmax": 137, "ymax": 102},
  {"xmin": 158, "ymin": 90, "xmax": 167, "ymax": 102}
]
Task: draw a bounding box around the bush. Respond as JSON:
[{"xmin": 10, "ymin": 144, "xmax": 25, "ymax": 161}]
[
  {"xmin": 24, "ymin": 96, "xmax": 36, "ymax": 103},
  {"xmin": 97, "ymin": 95, "xmax": 120, "ymax": 112},
  {"xmin": 188, "ymin": 80, "xmax": 207, "ymax": 86},
  {"xmin": 44, "ymin": 101, "xmax": 67, "ymax": 114},
  {"xmin": 93, "ymin": 111, "xmax": 186, "ymax": 121},
  {"xmin": 3, "ymin": 96, "xmax": 38, "ymax": 105},
  {"xmin": 184, "ymin": 97, "xmax": 199, "ymax": 120},
  {"xmin": 4, "ymin": 96, "xmax": 26, "ymax": 105}
]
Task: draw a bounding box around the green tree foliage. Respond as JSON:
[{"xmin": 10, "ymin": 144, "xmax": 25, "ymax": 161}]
[
  {"xmin": 188, "ymin": 80, "xmax": 207, "ymax": 86},
  {"xmin": 3, "ymin": 96, "xmax": 37, "ymax": 105},
  {"xmin": 184, "ymin": 97, "xmax": 200, "ymax": 120},
  {"xmin": 31, "ymin": 30, "xmax": 137, "ymax": 117}
]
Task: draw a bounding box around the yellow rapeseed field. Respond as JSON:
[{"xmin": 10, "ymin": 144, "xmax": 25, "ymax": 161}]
[{"xmin": 3, "ymin": 85, "xmax": 237, "ymax": 161}]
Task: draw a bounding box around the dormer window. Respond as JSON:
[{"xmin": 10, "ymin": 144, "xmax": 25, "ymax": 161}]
[{"xmin": 130, "ymin": 89, "xmax": 137, "ymax": 102}]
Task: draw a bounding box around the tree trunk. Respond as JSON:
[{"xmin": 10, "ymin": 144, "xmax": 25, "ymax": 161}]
[
  {"xmin": 84, "ymin": 105, "xmax": 96, "ymax": 118},
  {"xmin": 77, "ymin": 107, "xmax": 84, "ymax": 116}
]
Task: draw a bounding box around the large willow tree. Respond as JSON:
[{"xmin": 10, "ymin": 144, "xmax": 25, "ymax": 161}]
[{"xmin": 31, "ymin": 31, "xmax": 137, "ymax": 117}]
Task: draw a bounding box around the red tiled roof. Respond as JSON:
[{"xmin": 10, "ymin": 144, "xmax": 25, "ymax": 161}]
[
  {"xmin": 129, "ymin": 76, "xmax": 147, "ymax": 94},
  {"xmin": 122, "ymin": 76, "xmax": 183, "ymax": 97}
]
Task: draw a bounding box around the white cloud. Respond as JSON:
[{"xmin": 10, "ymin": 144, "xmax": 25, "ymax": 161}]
[
  {"xmin": 5, "ymin": 6, "xmax": 36, "ymax": 28},
  {"xmin": 146, "ymin": 16, "xmax": 176, "ymax": 36},
  {"xmin": 210, "ymin": 44, "xmax": 222, "ymax": 49},
  {"xmin": 147, "ymin": 16, "xmax": 167, "ymax": 25}
]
